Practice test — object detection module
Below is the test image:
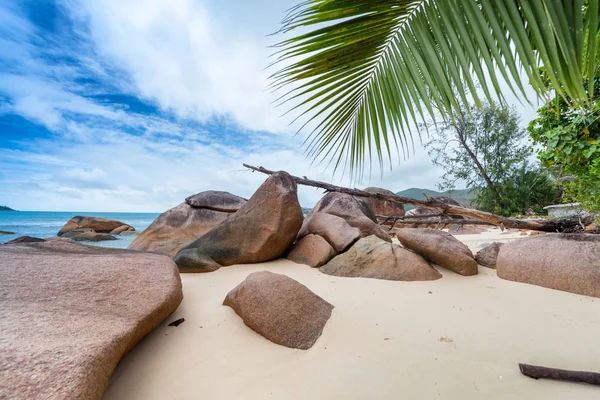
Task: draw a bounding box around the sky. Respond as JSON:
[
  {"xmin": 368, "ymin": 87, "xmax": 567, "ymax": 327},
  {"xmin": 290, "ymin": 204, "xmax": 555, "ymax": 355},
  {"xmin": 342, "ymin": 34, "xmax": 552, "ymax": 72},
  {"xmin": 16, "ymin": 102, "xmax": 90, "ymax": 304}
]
[{"xmin": 0, "ymin": 0, "xmax": 540, "ymax": 212}]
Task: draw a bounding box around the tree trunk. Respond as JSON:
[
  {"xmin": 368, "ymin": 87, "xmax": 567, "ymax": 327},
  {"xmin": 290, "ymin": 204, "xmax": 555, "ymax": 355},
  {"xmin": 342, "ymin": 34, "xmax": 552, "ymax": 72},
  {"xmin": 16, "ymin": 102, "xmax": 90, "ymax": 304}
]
[
  {"xmin": 455, "ymin": 123, "xmax": 504, "ymax": 207},
  {"xmin": 243, "ymin": 164, "xmax": 594, "ymax": 233}
]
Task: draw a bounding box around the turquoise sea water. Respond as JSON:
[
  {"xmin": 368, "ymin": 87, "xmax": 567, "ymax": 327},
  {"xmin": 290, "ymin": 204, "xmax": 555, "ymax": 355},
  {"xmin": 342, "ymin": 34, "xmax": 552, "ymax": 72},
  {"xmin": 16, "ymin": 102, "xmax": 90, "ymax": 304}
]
[{"xmin": 0, "ymin": 211, "xmax": 159, "ymax": 248}]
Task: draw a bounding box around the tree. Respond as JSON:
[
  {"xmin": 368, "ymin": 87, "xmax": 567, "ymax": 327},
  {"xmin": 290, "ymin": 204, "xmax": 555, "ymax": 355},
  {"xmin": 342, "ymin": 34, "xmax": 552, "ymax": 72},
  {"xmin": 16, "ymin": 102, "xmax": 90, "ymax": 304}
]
[
  {"xmin": 528, "ymin": 70, "xmax": 600, "ymax": 215},
  {"xmin": 272, "ymin": 1, "xmax": 599, "ymax": 174},
  {"xmin": 424, "ymin": 103, "xmax": 560, "ymax": 215}
]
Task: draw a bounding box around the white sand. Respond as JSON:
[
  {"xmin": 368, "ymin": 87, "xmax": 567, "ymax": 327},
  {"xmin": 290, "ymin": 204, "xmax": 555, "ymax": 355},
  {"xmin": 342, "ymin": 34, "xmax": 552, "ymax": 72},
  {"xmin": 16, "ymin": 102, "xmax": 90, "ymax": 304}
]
[{"xmin": 104, "ymin": 228, "xmax": 600, "ymax": 399}]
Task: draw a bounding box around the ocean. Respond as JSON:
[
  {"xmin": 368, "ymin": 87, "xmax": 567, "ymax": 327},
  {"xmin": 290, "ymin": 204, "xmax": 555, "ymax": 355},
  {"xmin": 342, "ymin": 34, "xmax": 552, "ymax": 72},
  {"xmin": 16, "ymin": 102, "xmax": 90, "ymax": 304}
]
[{"xmin": 0, "ymin": 211, "xmax": 160, "ymax": 248}]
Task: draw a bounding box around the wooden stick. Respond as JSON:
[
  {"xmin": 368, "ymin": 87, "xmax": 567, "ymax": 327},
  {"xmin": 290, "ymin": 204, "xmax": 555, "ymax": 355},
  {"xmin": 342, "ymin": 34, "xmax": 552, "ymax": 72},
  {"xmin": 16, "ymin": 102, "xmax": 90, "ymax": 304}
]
[
  {"xmin": 243, "ymin": 164, "xmax": 594, "ymax": 232},
  {"xmin": 519, "ymin": 363, "xmax": 600, "ymax": 386}
]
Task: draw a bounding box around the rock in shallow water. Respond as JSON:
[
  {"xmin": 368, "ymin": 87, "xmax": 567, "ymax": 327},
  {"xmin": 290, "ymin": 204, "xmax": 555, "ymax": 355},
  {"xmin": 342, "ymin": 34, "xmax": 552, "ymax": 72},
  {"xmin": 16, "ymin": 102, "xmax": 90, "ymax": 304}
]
[
  {"xmin": 0, "ymin": 240, "xmax": 183, "ymax": 400},
  {"xmin": 223, "ymin": 271, "xmax": 333, "ymax": 349},
  {"xmin": 4, "ymin": 236, "xmax": 46, "ymax": 244},
  {"xmin": 396, "ymin": 228, "xmax": 477, "ymax": 276},
  {"xmin": 174, "ymin": 172, "xmax": 304, "ymax": 272},
  {"xmin": 58, "ymin": 216, "xmax": 134, "ymax": 236},
  {"xmin": 71, "ymin": 231, "xmax": 118, "ymax": 242},
  {"xmin": 497, "ymin": 233, "xmax": 600, "ymax": 298},
  {"xmin": 185, "ymin": 190, "xmax": 247, "ymax": 212},
  {"xmin": 320, "ymin": 235, "xmax": 442, "ymax": 281}
]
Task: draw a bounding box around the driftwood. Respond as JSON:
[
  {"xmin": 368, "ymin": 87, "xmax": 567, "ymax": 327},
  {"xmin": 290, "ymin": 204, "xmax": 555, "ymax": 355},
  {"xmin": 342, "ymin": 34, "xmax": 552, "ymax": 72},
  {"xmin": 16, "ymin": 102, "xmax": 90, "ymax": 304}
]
[
  {"xmin": 168, "ymin": 318, "xmax": 185, "ymax": 327},
  {"xmin": 243, "ymin": 164, "xmax": 593, "ymax": 232},
  {"xmin": 519, "ymin": 363, "xmax": 600, "ymax": 386}
]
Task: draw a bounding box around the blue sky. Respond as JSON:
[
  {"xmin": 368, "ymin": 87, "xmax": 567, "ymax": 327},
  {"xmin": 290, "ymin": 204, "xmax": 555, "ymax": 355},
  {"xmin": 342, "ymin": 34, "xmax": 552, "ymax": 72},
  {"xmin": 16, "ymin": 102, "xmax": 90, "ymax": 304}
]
[{"xmin": 0, "ymin": 0, "xmax": 538, "ymax": 212}]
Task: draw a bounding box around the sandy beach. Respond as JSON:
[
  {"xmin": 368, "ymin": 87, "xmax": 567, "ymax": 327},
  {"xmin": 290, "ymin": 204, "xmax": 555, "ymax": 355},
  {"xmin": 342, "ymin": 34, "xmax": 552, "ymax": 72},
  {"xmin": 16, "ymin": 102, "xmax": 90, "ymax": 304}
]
[{"xmin": 104, "ymin": 228, "xmax": 600, "ymax": 399}]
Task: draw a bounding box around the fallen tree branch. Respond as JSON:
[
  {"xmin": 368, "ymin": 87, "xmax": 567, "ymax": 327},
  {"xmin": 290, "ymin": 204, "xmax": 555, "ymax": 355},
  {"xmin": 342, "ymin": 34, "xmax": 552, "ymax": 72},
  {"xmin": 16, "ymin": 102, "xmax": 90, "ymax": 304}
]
[
  {"xmin": 375, "ymin": 213, "xmax": 448, "ymax": 220},
  {"xmin": 389, "ymin": 219, "xmax": 495, "ymax": 226},
  {"xmin": 519, "ymin": 363, "xmax": 600, "ymax": 386},
  {"xmin": 243, "ymin": 164, "xmax": 593, "ymax": 232}
]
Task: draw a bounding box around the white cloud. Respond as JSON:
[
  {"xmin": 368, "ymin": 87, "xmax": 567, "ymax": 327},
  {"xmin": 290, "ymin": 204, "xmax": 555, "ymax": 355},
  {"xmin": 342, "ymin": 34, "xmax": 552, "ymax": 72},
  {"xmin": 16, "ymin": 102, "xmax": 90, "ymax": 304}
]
[{"xmin": 71, "ymin": 0, "xmax": 298, "ymax": 133}]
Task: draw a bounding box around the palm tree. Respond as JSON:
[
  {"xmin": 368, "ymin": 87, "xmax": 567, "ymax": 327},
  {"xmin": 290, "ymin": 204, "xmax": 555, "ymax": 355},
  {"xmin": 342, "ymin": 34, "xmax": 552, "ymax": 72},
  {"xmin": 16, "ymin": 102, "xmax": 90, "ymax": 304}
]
[{"xmin": 271, "ymin": 0, "xmax": 599, "ymax": 175}]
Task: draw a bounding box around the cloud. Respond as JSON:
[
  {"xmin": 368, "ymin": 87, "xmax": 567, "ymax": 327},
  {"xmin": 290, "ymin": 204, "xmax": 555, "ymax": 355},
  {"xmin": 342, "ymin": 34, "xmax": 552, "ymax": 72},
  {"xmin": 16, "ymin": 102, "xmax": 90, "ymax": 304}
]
[
  {"xmin": 70, "ymin": 0, "xmax": 299, "ymax": 133},
  {"xmin": 0, "ymin": 0, "xmax": 463, "ymax": 212},
  {"xmin": 59, "ymin": 167, "xmax": 110, "ymax": 189}
]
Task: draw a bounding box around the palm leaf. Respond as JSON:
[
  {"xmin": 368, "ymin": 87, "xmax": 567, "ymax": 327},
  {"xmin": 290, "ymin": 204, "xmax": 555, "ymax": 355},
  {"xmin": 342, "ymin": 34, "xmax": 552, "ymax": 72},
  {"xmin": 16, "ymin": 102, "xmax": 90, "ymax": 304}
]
[{"xmin": 271, "ymin": 0, "xmax": 600, "ymax": 175}]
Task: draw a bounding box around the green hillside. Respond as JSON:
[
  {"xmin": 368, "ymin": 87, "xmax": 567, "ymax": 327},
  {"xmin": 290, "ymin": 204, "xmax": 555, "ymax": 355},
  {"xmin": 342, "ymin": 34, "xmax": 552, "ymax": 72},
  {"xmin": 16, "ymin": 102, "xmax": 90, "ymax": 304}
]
[
  {"xmin": 396, "ymin": 188, "xmax": 475, "ymax": 210},
  {"xmin": 0, "ymin": 205, "xmax": 16, "ymax": 211}
]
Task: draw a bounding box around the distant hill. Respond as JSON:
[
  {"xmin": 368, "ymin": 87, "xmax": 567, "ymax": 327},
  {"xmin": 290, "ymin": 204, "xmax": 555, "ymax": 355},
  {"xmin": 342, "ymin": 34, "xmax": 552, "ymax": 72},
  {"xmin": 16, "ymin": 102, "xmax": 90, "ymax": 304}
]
[
  {"xmin": 395, "ymin": 188, "xmax": 475, "ymax": 211},
  {"xmin": 0, "ymin": 205, "xmax": 16, "ymax": 211}
]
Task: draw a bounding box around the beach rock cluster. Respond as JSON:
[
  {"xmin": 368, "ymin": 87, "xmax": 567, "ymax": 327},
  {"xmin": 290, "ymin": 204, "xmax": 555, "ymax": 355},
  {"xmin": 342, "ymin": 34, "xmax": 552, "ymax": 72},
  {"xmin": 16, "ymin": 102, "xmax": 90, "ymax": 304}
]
[
  {"xmin": 223, "ymin": 271, "xmax": 333, "ymax": 349},
  {"xmin": 174, "ymin": 172, "xmax": 303, "ymax": 272},
  {"xmin": 396, "ymin": 228, "xmax": 478, "ymax": 276},
  {"xmin": 57, "ymin": 216, "xmax": 135, "ymax": 242},
  {"xmin": 497, "ymin": 233, "xmax": 600, "ymax": 298},
  {"xmin": 0, "ymin": 240, "xmax": 182, "ymax": 399},
  {"xmin": 287, "ymin": 192, "xmax": 390, "ymax": 268},
  {"xmin": 129, "ymin": 191, "xmax": 247, "ymax": 257},
  {"xmin": 319, "ymin": 235, "xmax": 441, "ymax": 281}
]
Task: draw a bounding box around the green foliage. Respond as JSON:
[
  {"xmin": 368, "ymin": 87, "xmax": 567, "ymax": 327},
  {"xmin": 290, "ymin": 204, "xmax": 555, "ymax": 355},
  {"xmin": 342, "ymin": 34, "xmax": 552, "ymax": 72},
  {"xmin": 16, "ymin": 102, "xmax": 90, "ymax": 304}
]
[
  {"xmin": 475, "ymin": 164, "xmax": 562, "ymax": 216},
  {"xmin": 528, "ymin": 72, "xmax": 600, "ymax": 215},
  {"xmin": 273, "ymin": 0, "xmax": 600, "ymax": 174},
  {"xmin": 425, "ymin": 102, "xmax": 560, "ymax": 216}
]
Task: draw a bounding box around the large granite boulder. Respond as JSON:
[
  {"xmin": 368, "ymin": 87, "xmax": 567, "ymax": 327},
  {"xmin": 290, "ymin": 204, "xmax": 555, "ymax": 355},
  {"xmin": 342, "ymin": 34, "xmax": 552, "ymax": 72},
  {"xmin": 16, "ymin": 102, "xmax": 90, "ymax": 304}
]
[
  {"xmin": 475, "ymin": 242, "xmax": 504, "ymax": 268},
  {"xmin": 302, "ymin": 212, "xmax": 361, "ymax": 253},
  {"xmin": 299, "ymin": 192, "xmax": 390, "ymax": 242},
  {"xmin": 174, "ymin": 172, "xmax": 304, "ymax": 272},
  {"xmin": 129, "ymin": 199, "xmax": 238, "ymax": 257},
  {"xmin": 396, "ymin": 228, "xmax": 477, "ymax": 276},
  {"xmin": 497, "ymin": 234, "xmax": 600, "ymax": 298},
  {"xmin": 287, "ymin": 192, "xmax": 391, "ymax": 265},
  {"xmin": 363, "ymin": 187, "xmax": 405, "ymax": 220},
  {"xmin": 0, "ymin": 240, "xmax": 182, "ymax": 400},
  {"xmin": 286, "ymin": 234, "xmax": 337, "ymax": 268},
  {"xmin": 59, "ymin": 228, "xmax": 118, "ymax": 242},
  {"xmin": 320, "ymin": 235, "xmax": 442, "ymax": 281},
  {"xmin": 223, "ymin": 271, "xmax": 333, "ymax": 349},
  {"xmin": 58, "ymin": 216, "xmax": 134, "ymax": 236},
  {"xmin": 185, "ymin": 190, "xmax": 247, "ymax": 212}
]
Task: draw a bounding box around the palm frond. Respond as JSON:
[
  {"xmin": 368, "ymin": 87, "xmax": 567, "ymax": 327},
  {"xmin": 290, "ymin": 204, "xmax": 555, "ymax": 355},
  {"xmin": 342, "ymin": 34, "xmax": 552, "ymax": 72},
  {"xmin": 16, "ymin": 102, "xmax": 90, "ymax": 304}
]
[{"xmin": 271, "ymin": 0, "xmax": 600, "ymax": 176}]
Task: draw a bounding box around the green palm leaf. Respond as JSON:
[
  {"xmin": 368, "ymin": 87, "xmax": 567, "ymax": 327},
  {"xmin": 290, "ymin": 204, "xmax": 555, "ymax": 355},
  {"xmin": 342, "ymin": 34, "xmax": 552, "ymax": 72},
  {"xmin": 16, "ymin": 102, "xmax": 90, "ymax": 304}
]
[{"xmin": 271, "ymin": 0, "xmax": 600, "ymax": 175}]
